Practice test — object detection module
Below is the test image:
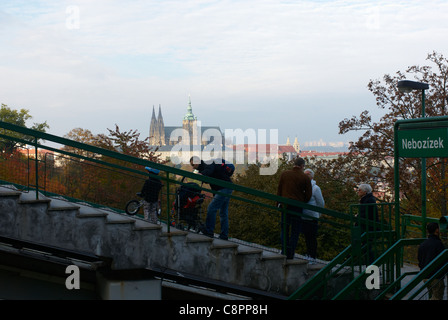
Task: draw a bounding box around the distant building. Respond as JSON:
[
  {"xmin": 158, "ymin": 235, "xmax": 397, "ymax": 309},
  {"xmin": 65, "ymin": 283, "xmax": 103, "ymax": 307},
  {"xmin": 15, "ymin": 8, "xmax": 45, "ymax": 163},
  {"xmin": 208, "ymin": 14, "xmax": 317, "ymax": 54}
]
[
  {"xmin": 149, "ymin": 97, "xmax": 224, "ymax": 147},
  {"xmin": 299, "ymin": 150, "xmax": 347, "ymax": 160},
  {"xmin": 149, "ymin": 98, "xmax": 307, "ymax": 164},
  {"xmin": 285, "ymin": 136, "xmax": 301, "ymax": 153},
  {"xmin": 231, "ymin": 144, "xmax": 298, "ymax": 162}
]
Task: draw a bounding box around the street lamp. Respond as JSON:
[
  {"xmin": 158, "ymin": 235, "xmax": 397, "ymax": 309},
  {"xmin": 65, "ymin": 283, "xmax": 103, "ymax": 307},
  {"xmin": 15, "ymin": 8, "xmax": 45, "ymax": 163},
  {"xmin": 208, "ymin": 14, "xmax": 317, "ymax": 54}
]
[
  {"xmin": 398, "ymin": 80, "xmax": 429, "ymax": 115},
  {"xmin": 397, "ymin": 80, "xmax": 429, "ymax": 236}
]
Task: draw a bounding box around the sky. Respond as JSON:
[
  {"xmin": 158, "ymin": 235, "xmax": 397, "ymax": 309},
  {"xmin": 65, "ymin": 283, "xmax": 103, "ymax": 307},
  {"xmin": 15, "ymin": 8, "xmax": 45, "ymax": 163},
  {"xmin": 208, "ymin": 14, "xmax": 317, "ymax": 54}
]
[{"xmin": 1, "ymin": 0, "xmax": 448, "ymax": 150}]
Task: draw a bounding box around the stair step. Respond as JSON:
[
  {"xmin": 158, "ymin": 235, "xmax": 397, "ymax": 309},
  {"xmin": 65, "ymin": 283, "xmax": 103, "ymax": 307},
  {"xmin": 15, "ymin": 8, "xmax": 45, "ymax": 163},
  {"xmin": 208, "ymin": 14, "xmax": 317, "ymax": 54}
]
[
  {"xmin": 0, "ymin": 186, "xmax": 22, "ymax": 197},
  {"xmin": 105, "ymin": 212, "xmax": 135, "ymax": 224},
  {"xmin": 76, "ymin": 205, "xmax": 109, "ymax": 218},
  {"xmin": 262, "ymin": 250, "xmax": 286, "ymax": 261},
  {"xmin": 237, "ymin": 244, "xmax": 263, "ymax": 255},
  {"xmin": 47, "ymin": 198, "xmax": 80, "ymax": 211},
  {"xmin": 186, "ymin": 233, "xmax": 214, "ymax": 243},
  {"xmin": 285, "ymin": 258, "xmax": 308, "ymax": 266},
  {"xmin": 132, "ymin": 218, "xmax": 162, "ymax": 231},
  {"xmin": 18, "ymin": 191, "xmax": 51, "ymax": 204},
  {"xmin": 211, "ymin": 238, "xmax": 238, "ymax": 250}
]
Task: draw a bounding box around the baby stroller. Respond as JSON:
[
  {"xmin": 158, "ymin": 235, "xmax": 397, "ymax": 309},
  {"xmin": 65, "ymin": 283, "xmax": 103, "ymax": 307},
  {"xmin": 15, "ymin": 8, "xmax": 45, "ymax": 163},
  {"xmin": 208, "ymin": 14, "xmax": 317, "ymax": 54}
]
[{"xmin": 171, "ymin": 179, "xmax": 205, "ymax": 232}]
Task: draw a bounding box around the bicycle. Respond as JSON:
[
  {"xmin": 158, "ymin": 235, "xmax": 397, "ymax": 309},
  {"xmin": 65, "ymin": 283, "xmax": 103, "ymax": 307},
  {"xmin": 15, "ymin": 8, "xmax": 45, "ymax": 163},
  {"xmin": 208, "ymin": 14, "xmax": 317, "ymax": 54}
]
[
  {"xmin": 125, "ymin": 193, "xmax": 161, "ymax": 217},
  {"xmin": 125, "ymin": 193, "xmax": 144, "ymax": 215}
]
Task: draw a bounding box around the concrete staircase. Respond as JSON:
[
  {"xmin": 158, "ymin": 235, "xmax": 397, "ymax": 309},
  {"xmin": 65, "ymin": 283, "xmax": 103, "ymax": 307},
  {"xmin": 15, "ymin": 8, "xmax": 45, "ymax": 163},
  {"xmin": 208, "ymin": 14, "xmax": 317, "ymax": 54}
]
[{"xmin": 0, "ymin": 185, "xmax": 324, "ymax": 297}]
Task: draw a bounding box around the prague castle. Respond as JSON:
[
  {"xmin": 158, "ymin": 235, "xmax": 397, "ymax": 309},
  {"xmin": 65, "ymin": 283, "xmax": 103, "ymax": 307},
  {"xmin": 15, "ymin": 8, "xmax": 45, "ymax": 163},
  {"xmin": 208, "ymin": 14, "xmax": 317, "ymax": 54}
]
[
  {"xmin": 149, "ymin": 97, "xmax": 224, "ymax": 147},
  {"xmin": 148, "ymin": 97, "xmax": 301, "ymax": 163}
]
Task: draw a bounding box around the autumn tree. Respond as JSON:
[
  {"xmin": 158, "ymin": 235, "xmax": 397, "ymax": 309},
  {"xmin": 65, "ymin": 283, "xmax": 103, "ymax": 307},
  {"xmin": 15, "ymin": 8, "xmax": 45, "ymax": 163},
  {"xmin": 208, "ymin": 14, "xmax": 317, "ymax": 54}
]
[
  {"xmin": 338, "ymin": 51, "xmax": 448, "ymax": 218},
  {"xmin": 231, "ymin": 157, "xmax": 354, "ymax": 260},
  {"xmin": 230, "ymin": 159, "xmax": 290, "ymax": 247},
  {"xmin": 53, "ymin": 125, "xmax": 167, "ymax": 209},
  {"xmin": 0, "ymin": 104, "xmax": 49, "ymax": 156}
]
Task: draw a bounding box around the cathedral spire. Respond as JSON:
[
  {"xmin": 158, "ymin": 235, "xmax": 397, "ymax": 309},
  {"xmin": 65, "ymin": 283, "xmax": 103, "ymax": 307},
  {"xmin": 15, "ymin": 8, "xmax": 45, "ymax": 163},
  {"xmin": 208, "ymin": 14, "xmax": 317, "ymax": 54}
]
[
  {"xmin": 293, "ymin": 137, "xmax": 300, "ymax": 153},
  {"xmin": 157, "ymin": 104, "xmax": 164, "ymax": 122},
  {"xmin": 157, "ymin": 104, "xmax": 165, "ymax": 145},
  {"xmin": 183, "ymin": 95, "xmax": 196, "ymax": 120},
  {"xmin": 149, "ymin": 105, "xmax": 158, "ymax": 144},
  {"xmin": 151, "ymin": 105, "xmax": 156, "ymax": 120}
]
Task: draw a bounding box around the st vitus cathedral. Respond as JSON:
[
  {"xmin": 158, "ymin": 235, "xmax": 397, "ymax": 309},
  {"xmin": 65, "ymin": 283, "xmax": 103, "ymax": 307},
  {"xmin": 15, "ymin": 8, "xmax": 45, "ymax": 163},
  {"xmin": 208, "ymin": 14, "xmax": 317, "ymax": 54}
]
[{"xmin": 148, "ymin": 97, "xmax": 224, "ymax": 147}]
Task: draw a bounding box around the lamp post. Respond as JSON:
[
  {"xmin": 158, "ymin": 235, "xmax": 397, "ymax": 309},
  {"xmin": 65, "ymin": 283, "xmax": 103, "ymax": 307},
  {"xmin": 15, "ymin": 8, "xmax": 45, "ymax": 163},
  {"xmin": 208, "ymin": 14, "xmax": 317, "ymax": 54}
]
[{"xmin": 397, "ymin": 80, "xmax": 429, "ymax": 237}]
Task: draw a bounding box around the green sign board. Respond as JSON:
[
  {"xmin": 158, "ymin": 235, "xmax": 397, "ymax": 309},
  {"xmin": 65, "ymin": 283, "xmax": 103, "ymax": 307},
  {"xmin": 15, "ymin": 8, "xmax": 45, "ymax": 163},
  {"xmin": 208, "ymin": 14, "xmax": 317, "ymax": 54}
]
[{"xmin": 398, "ymin": 128, "xmax": 448, "ymax": 158}]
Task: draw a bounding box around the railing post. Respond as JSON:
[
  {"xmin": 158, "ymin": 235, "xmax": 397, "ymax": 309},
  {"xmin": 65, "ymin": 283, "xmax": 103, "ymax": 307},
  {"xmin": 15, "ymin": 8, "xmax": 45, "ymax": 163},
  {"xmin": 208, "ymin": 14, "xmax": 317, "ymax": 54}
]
[
  {"xmin": 280, "ymin": 204, "xmax": 287, "ymax": 256},
  {"xmin": 34, "ymin": 138, "xmax": 39, "ymax": 200},
  {"xmin": 166, "ymin": 172, "xmax": 170, "ymax": 233}
]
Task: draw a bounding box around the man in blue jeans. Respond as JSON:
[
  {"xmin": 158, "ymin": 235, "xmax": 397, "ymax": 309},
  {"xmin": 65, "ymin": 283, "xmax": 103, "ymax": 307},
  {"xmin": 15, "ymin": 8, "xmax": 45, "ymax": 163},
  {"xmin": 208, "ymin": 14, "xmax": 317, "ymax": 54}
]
[{"xmin": 190, "ymin": 156, "xmax": 233, "ymax": 240}]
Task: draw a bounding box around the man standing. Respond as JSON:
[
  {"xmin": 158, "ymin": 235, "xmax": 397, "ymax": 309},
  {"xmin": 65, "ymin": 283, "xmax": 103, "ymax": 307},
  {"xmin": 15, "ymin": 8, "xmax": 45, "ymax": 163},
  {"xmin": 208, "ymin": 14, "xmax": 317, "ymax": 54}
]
[
  {"xmin": 418, "ymin": 222, "xmax": 445, "ymax": 300},
  {"xmin": 190, "ymin": 156, "xmax": 233, "ymax": 240},
  {"xmin": 277, "ymin": 157, "xmax": 312, "ymax": 259},
  {"xmin": 356, "ymin": 183, "xmax": 379, "ymax": 264}
]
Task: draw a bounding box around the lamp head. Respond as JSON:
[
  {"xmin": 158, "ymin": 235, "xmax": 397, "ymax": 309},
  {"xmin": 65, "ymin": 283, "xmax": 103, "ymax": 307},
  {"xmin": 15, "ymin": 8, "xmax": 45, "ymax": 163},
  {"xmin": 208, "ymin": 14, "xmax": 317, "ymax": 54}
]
[{"xmin": 397, "ymin": 80, "xmax": 429, "ymax": 93}]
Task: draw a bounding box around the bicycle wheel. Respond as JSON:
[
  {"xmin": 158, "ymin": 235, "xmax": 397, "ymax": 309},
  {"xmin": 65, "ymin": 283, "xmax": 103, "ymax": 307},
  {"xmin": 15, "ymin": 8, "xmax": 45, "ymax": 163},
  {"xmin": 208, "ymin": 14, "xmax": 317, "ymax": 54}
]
[{"xmin": 125, "ymin": 200, "xmax": 141, "ymax": 215}]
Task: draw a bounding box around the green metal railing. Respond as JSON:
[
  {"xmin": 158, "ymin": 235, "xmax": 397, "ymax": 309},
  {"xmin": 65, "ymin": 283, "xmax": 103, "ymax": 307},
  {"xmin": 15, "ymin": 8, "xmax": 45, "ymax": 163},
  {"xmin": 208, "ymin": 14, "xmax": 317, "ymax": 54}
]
[
  {"xmin": 333, "ymin": 238, "xmax": 424, "ymax": 300},
  {"xmin": 390, "ymin": 249, "xmax": 448, "ymax": 300},
  {"xmin": 1, "ymin": 120, "xmax": 442, "ymax": 300},
  {"xmin": 0, "ymin": 120, "xmax": 352, "ymax": 249},
  {"xmin": 289, "ymin": 202, "xmax": 396, "ymax": 300}
]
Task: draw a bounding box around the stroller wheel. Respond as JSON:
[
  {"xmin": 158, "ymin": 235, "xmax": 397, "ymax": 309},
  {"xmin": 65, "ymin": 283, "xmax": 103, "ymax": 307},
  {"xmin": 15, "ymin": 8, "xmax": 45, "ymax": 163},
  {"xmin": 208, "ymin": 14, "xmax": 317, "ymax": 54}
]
[
  {"xmin": 177, "ymin": 222, "xmax": 185, "ymax": 230},
  {"xmin": 195, "ymin": 222, "xmax": 205, "ymax": 234}
]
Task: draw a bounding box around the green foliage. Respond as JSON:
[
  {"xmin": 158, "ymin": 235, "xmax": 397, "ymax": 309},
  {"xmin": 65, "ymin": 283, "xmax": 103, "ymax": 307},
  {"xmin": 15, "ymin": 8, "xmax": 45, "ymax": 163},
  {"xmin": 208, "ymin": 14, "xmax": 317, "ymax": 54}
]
[
  {"xmin": 229, "ymin": 157, "xmax": 356, "ymax": 260},
  {"xmin": 339, "ymin": 51, "xmax": 448, "ymax": 218},
  {"xmin": 229, "ymin": 159, "xmax": 291, "ymax": 248},
  {"xmin": 0, "ymin": 104, "xmax": 49, "ymax": 155}
]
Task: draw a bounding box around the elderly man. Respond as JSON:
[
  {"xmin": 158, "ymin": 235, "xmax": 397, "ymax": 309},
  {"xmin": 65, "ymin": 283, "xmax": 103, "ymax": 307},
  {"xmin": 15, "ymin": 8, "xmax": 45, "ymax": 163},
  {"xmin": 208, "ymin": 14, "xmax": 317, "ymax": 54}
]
[{"xmin": 356, "ymin": 183, "xmax": 379, "ymax": 264}]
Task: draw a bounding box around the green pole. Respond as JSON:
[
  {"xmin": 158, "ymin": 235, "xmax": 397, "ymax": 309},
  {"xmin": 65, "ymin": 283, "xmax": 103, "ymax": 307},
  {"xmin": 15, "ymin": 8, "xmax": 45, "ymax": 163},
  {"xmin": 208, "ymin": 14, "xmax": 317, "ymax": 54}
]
[
  {"xmin": 421, "ymin": 89, "xmax": 426, "ymax": 238},
  {"xmin": 394, "ymin": 122, "xmax": 400, "ymax": 241},
  {"xmin": 166, "ymin": 172, "xmax": 171, "ymax": 233},
  {"xmin": 34, "ymin": 138, "xmax": 39, "ymax": 200}
]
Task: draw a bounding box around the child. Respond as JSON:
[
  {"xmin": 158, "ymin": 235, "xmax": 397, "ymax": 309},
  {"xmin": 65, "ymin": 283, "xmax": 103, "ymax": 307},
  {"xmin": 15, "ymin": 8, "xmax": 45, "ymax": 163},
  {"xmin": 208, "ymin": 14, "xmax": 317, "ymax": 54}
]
[{"xmin": 140, "ymin": 167, "xmax": 162, "ymax": 224}]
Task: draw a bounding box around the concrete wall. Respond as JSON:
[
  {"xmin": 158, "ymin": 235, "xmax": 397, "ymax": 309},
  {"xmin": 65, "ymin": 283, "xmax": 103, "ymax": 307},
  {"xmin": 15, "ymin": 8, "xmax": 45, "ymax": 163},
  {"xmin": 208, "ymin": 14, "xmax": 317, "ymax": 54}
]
[{"xmin": 0, "ymin": 186, "xmax": 316, "ymax": 297}]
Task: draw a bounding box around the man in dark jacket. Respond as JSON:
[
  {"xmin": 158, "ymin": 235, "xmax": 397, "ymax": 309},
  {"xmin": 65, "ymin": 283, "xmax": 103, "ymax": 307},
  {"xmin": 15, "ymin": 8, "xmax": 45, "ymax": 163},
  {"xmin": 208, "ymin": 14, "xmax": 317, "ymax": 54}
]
[
  {"xmin": 418, "ymin": 222, "xmax": 445, "ymax": 300},
  {"xmin": 277, "ymin": 157, "xmax": 312, "ymax": 259},
  {"xmin": 356, "ymin": 183, "xmax": 379, "ymax": 264},
  {"xmin": 190, "ymin": 156, "xmax": 233, "ymax": 240},
  {"xmin": 357, "ymin": 184, "xmax": 379, "ymax": 232}
]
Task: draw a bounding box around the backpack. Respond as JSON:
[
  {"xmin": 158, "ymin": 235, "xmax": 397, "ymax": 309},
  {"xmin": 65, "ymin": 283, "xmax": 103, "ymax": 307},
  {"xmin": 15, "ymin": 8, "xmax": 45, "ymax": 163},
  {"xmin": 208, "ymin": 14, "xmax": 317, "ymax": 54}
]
[{"xmin": 220, "ymin": 159, "xmax": 235, "ymax": 177}]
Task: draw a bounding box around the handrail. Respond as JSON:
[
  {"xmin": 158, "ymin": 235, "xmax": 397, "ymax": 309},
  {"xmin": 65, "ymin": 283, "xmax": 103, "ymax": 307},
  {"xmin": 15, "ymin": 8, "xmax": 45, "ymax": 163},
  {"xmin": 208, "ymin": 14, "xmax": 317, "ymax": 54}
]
[
  {"xmin": 288, "ymin": 244, "xmax": 353, "ymax": 300},
  {"xmin": 9, "ymin": 121, "xmax": 437, "ymax": 300},
  {"xmin": 332, "ymin": 238, "xmax": 425, "ymax": 300},
  {"xmin": 390, "ymin": 249, "xmax": 448, "ymax": 300},
  {"xmin": 0, "ymin": 120, "xmax": 351, "ymax": 222}
]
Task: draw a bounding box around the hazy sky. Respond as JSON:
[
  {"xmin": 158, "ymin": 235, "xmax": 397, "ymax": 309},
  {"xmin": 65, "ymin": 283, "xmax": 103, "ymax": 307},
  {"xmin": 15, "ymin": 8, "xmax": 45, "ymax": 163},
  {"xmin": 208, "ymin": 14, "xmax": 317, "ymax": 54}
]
[{"xmin": 1, "ymin": 0, "xmax": 447, "ymax": 149}]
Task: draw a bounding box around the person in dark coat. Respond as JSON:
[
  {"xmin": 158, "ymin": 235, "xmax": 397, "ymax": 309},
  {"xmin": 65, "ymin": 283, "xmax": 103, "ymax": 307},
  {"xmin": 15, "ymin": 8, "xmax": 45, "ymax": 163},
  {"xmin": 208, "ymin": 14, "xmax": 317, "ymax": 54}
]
[
  {"xmin": 277, "ymin": 157, "xmax": 312, "ymax": 259},
  {"xmin": 190, "ymin": 156, "xmax": 233, "ymax": 240},
  {"xmin": 356, "ymin": 183, "xmax": 379, "ymax": 264},
  {"xmin": 418, "ymin": 222, "xmax": 445, "ymax": 300},
  {"xmin": 357, "ymin": 184, "xmax": 379, "ymax": 232}
]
